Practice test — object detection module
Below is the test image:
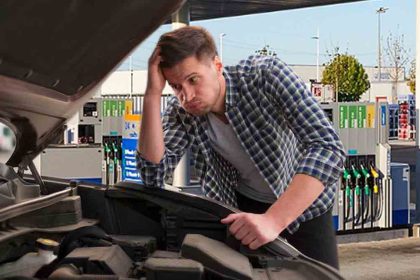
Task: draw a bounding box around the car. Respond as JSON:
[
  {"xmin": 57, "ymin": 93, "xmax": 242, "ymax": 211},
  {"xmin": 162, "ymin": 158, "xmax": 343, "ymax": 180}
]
[{"xmin": 0, "ymin": 1, "xmax": 344, "ymax": 279}]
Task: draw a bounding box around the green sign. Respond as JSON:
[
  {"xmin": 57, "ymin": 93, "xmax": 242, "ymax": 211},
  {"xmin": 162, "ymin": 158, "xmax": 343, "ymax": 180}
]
[
  {"xmin": 110, "ymin": 101, "xmax": 117, "ymax": 117},
  {"xmin": 349, "ymin": 105, "xmax": 358, "ymax": 128},
  {"xmin": 339, "ymin": 106, "xmax": 348, "ymax": 129},
  {"xmin": 357, "ymin": 106, "xmax": 366, "ymax": 128},
  {"xmin": 117, "ymin": 100, "xmax": 125, "ymax": 117},
  {"xmin": 103, "ymin": 100, "xmax": 110, "ymax": 117}
]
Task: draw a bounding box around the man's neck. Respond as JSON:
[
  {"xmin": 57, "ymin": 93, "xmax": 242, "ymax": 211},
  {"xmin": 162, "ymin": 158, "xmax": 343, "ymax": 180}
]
[
  {"xmin": 212, "ymin": 111, "xmax": 229, "ymax": 124},
  {"xmin": 212, "ymin": 75, "xmax": 227, "ymax": 112}
]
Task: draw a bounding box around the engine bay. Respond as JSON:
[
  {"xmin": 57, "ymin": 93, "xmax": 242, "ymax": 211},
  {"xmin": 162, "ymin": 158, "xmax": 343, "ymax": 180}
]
[{"xmin": 0, "ymin": 164, "xmax": 342, "ymax": 280}]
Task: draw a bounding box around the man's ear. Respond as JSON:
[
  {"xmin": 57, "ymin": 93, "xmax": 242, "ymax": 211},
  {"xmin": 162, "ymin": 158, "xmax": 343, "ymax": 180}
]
[{"xmin": 214, "ymin": 55, "xmax": 223, "ymax": 73}]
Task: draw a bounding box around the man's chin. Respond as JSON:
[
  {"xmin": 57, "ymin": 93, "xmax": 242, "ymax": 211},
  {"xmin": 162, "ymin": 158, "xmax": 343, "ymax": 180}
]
[
  {"xmin": 187, "ymin": 110, "xmax": 207, "ymax": 117},
  {"xmin": 184, "ymin": 107, "xmax": 210, "ymax": 117}
]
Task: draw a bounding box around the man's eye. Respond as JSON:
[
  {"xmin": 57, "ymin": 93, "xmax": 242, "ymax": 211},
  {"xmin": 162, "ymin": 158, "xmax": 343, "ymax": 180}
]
[
  {"xmin": 171, "ymin": 84, "xmax": 181, "ymax": 91},
  {"xmin": 190, "ymin": 76, "xmax": 199, "ymax": 84}
]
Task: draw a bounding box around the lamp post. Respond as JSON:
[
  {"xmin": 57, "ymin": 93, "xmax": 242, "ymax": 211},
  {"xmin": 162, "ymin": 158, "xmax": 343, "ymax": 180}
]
[
  {"xmin": 219, "ymin": 33, "xmax": 226, "ymax": 62},
  {"xmin": 311, "ymin": 28, "xmax": 320, "ymax": 82},
  {"xmin": 376, "ymin": 7, "xmax": 388, "ymax": 82}
]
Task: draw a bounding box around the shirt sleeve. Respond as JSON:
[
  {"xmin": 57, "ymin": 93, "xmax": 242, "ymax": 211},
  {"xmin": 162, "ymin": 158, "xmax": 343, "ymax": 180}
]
[
  {"xmin": 266, "ymin": 57, "xmax": 346, "ymax": 187},
  {"xmin": 136, "ymin": 97, "xmax": 190, "ymax": 188}
]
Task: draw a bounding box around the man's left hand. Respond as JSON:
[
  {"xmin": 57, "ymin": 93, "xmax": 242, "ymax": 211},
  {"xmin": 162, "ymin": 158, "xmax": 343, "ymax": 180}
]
[{"xmin": 221, "ymin": 212, "xmax": 285, "ymax": 250}]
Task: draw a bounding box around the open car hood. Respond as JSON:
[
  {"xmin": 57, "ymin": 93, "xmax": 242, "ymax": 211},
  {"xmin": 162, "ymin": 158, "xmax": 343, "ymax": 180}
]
[{"xmin": 0, "ymin": 0, "xmax": 185, "ymax": 167}]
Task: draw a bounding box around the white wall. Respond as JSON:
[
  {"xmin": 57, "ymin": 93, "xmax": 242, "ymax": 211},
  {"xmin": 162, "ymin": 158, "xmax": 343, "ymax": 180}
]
[
  {"xmin": 99, "ymin": 70, "xmax": 174, "ymax": 96},
  {"xmin": 360, "ymin": 81, "xmax": 412, "ymax": 103},
  {"xmin": 100, "ymin": 71, "xmax": 131, "ymax": 95},
  {"xmin": 289, "ymin": 64, "xmax": 405, "ymax": 84}
]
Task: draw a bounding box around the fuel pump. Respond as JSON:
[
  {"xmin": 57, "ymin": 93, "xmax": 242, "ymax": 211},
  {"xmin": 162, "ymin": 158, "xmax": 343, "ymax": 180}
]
[{"xmin": 322, "ymin": 102, "xmax": 392, "ymax": 232}]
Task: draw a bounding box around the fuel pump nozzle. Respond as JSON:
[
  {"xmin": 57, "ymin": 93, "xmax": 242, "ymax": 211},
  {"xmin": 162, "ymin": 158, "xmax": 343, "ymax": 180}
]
[
  {"xmin": 360, "ymin": 164, "xmax": 371, "ymax": 195},
  {"xmin": 370, "ymin": 166, "xmax": 380, "ymax": 194},
  {"xmin": 360, "ymin": 164, "xmax": 371, "ymax": 223},
  {"xmin": 343, "ymin": 167, "xmax": 352, "ymax": 223},
  {"xmin": 351, "ymin": 165, "xmax": 361, "ymax": 196},
  {"xmin": 370, "ymin": 165, "xmax": 383, "ymax": 221},
  {"xmin": 351, "ymin": 165, "xmax": 362, "ymax": 225}
]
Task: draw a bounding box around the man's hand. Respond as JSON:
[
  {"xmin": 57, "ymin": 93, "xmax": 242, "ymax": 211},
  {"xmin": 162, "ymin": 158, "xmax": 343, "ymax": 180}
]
[
  {"xmin": 146, "ymin": 47, "xmax": 166, "ymax": 97},
  {"xmin": 220, "ymin": 175, "xmax": 325, "ymax": 250},
  {"xmin": 221, "ymin": 212, "xmax": 285, "ymax": 250}
]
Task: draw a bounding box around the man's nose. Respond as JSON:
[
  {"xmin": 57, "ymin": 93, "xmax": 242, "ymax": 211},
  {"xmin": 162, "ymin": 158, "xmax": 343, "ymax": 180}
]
[{"xmin": 183, "ymin": 86, "xmax": 195, "ymax": 102}]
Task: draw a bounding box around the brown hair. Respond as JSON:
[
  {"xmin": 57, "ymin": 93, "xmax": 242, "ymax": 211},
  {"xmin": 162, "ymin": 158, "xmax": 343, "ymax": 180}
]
[{"xmin": 158, "ymin": 26, "xmax": 217, "ymax": 68}]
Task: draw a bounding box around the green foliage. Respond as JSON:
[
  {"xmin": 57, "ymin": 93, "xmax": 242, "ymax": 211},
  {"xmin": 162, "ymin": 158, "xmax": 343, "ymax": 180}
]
[
  {"xmin": 255, "ymin": 45, "xmax": 277, "ymax": 57},
  {"xmin": 407, "ymin": 60, "xmax": 416, "ymax": 94},
  {"xmin": 321, "ymin": 53, "xmax": 370, "ymax": 102}
]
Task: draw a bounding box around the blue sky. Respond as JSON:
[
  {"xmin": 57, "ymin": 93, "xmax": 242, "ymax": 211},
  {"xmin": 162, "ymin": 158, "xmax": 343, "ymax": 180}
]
[{"xmin": 119, "ymin": 0, "xmax": 416, "ymax": 70}]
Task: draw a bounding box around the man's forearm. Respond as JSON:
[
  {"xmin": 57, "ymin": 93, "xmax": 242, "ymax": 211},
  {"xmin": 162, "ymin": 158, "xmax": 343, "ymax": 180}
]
[
  {"xmin": 265, "ymin": 174, "xmax": 325, "ymax": 231},
  {"xmin": 138, "ymin": 94, "xmax": 165, "ymax": 164}
]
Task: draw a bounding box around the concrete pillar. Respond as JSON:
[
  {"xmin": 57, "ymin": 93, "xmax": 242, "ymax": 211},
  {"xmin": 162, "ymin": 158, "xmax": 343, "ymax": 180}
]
[
  {"xmin": 172, "ymin": 2, "xmax": 189, "ymax": 30},
  {"xmin": 415, "ymin": 0, "xmax": 420, "ymax": 222}
]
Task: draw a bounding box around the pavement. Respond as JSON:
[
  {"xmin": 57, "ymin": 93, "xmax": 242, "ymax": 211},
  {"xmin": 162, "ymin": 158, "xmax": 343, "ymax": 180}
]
[{"xmin": 339, "ymin": 237, "xmax": 420, "ymax": 280}]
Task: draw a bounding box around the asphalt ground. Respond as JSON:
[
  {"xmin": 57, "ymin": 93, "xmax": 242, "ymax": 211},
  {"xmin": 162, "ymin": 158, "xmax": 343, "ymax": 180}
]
[{"xmin": 339, "ymin": 237, "xmax": 420, "ymax": 280}]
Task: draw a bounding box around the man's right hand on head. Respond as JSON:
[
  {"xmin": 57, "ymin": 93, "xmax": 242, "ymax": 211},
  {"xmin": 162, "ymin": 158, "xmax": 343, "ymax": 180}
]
[
  {"xmin": 138, "ymin": 46, "xmax": 166, "ymax": 164},
  {"xmin": 146, "ymin": 46, "xmax": 166, "ymax": 97}
]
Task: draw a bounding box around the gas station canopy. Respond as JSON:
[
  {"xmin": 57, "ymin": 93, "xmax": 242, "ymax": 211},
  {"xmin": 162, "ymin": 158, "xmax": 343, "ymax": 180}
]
[{"xmin": 179, "ymin": 0, "xmax": 368, "ymax": 21}]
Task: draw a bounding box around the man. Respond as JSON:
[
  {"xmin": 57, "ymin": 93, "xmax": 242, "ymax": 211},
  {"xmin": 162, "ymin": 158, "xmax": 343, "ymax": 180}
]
[{"xmin": 137, "ymin": 26, "xmax": 345, "ymax": 269}]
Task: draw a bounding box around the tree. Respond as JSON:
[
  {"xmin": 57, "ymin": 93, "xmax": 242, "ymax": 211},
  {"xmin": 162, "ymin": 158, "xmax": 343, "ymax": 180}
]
[
  {"xmin": 407, "ymin": 60, "xmax": 416, "ymax": 94},
  {"xmin": 383, "ymin": 32, "xmax": 410, "ymax": 100},
  {"xmin": 321, "ymin": 51, "xmax": 370, "ymax": 102},
  {"xmin": 255, "ymin": 45, "xmax": 277, "ymax": 57}
]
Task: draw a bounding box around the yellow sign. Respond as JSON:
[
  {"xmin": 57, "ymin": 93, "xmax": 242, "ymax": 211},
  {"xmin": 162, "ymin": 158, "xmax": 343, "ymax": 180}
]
[
  {"xmin": 366, "ymin": 105, "xmax": 375, "ymax": 128},
  {"xmin": 124, "ymin": 114, "xmax": 141, "ymax": 122},
  {"xmin": 125, "ymin": 100, "xmax": 133, "ymax": 116}
]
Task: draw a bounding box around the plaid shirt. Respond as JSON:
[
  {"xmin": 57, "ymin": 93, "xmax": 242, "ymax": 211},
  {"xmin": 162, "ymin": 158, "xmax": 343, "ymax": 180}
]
[{"xmin": 137, "ymin": 55, "xmax": 345, "ymax": 233}]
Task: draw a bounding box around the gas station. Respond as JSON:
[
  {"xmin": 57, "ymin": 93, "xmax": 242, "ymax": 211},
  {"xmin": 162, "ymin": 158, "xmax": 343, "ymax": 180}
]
[{"xmin": 0, "ymin": 0, "xmax": 419, "ymax": 279}]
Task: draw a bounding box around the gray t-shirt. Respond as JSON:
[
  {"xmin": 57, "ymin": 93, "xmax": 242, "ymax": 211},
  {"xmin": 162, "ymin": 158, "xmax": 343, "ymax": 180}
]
[{"xmin": 206, "ymin": 113, "xmax": 277, "ymax": 203}]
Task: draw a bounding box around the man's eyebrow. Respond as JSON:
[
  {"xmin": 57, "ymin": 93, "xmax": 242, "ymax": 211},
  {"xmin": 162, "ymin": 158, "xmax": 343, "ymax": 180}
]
[
  {"xmin": 184, "ymin": 72, "xmax": 198, "ymax": 80},
  {"xmin": 168, "ymin": 72, "xmax": 199, "ymax": 86}
]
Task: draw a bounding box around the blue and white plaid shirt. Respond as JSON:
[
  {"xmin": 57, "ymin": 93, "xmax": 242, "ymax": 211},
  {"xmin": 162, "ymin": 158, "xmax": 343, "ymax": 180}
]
[{"xmin": 137, "ymin": 55, "xmax": 345, "ymax": 233}]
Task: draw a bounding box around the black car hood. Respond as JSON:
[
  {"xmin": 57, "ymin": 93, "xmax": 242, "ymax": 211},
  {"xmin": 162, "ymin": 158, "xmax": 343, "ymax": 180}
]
[{"xmin": 0, "ymin": 0, "xmax": 185, "ymax": 167}]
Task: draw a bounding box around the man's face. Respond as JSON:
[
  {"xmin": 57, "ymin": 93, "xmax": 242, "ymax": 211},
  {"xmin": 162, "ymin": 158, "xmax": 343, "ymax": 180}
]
[{"xmin": 162, "ymin": 55, "xmax": 224, "ymax": 116}]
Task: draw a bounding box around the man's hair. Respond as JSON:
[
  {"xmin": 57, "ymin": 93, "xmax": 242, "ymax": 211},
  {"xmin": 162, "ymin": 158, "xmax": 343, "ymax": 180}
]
[{"xmin": 158, "ymin": 26, "xmax": 217, "ymax": 68}]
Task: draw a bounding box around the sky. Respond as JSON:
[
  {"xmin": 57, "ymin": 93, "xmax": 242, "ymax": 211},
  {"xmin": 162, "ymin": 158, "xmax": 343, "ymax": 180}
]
[{"xmin": 118, "ymin": 0, "xmax": 416, "ymax": 71}]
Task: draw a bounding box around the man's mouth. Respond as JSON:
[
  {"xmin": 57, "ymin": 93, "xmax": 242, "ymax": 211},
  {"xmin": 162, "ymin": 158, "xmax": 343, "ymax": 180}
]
[{"xmin": 185, "ymin": 100, "xmax": 201, "ymax": 110}]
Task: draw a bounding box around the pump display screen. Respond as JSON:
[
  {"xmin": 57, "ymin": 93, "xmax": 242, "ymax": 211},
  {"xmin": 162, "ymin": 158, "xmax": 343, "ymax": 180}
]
[
  {"xmin": 83, "ymin": 102, "xmax": 98, "ymax": 117},
  {"xmin": 323, "ymin": 108, "xmax": 333, "ymax": 124}
]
